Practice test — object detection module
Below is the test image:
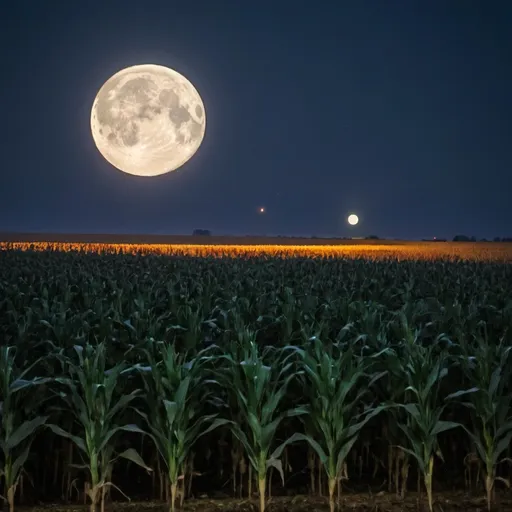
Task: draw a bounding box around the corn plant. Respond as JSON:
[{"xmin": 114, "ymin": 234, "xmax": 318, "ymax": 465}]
[
  {"xmin": 452, "ymin": 333, "xmax": 512, "ymax": 511},
  {"xmin": 0, "ymin": 346, "xmax": 49, "ymax": 512},
  {"xmin": 48, "ymin": 343, "xmax": 150, "ymax": 512},
  {"xmin": 134, "ymin": 339, "xmax": 229, "ymax": 512},
  {"xmin": 288, "ymin": 336, "xmax": 387, "ymax": 512},
  {"xmin": 392, "ymin": 331, "xmax": 461, "ymax": 512},
  {"xmin": 216, "ymin": 329, "xmax": 306, "ymax": 512}
]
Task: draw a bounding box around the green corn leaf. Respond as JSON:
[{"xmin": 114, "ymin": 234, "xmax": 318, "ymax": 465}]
[
  {"xmin": 117, "ymin": 448, "xmax": 152, "ymax": 472},
  {"xmin": 6, "ymin": 416, "xmax": 48, "ymax": 451},
  {"xmin": 47, "ymin": 424, "xmax": 87, "ymax": 454}
]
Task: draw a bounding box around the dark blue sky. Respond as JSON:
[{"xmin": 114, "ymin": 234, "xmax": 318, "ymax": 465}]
[{"xmin": 1, "ymin": 1, "xmax": 511, "ymax": 239}]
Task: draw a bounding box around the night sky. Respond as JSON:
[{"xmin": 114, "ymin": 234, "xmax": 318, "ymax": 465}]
[{"xmin": 2, "ymin": 1, "xmax": 511, "ymax": 240}]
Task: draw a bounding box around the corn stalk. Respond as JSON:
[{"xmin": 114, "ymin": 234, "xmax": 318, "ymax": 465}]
[
  {"xmin": 134, "ymin": 340, "xmax": 230, "ymax": 512},
  {"xmin": 0, "ymin": 347, "xmax": 49, "ymax": 512},
  {"xmin": 392, "ymin": 332, "xmax": 461, "ymax": 512},
  {"xmin": 287, "ymin": 336, "xmax": 387, "ymax": 512},
  {"xmin": 48, "ymin": 343, "xmax": 151, "ymax": 512},
  {"xmin": 216, "ymin": 330, "xmax": 306, "ymax": 512},
  {"xmin": 452, "ymin": 335, "xmax": 512, "ymax": 511}
]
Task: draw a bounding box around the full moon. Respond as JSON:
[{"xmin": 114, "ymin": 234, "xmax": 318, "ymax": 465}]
[
  {"xmin": 348, "ymin": 214, "xmax": 359, "ymax": 225},
  {"xmin": 90, "ymin": 64, "xmax": 206, "ymax": 176}
]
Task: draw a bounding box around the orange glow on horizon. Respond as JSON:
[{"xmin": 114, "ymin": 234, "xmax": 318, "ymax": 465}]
[{"xmin": 1, "ymin": 241, "xmax": 511, "ymax": 262}]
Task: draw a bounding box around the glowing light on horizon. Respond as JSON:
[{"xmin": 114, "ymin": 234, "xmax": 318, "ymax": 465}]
[{"xmin": 348, "ymin": 214, "xmax": 359, "ymax": 225}]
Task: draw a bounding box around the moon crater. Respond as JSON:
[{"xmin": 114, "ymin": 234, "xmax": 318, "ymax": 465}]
[{"xmin": 91, "ymin": 64, "xmax": 206, "ymax": 176}]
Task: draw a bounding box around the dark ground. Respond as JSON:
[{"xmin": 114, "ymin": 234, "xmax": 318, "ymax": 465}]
[{"xmin": 23, "ymin": 493, "xmax": 512, "ymax": 512}]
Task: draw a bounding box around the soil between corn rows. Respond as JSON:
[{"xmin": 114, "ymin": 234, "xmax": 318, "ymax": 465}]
[{"xmin": 24, "ymin": 493, "xmax": 512, "ymax": 512}]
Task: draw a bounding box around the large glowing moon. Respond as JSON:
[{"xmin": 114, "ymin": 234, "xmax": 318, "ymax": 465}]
[
  {"xmin": 90, "ymin": 64, "xmax": 206, "ymax": 176},
  {"xmin": 348, "ymin": 214, "xmax": 359, "ymax": 225}
]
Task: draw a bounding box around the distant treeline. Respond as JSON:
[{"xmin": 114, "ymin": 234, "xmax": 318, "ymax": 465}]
[
  {"xmin": 191, "ymin": 230, "xmax": 512, "ymax": 243},
  {"xmin": 453, "ymin": 235, "xmax": 512, "ymax": 242}
]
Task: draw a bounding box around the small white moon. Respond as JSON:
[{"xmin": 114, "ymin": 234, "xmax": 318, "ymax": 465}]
[
  {"xmin": 348, "ymin": 214, "xmax": 359, "ymax": 225},
  {"xmin": 90, "ymin": 64, "xmax": 206, "ymax": 177}
]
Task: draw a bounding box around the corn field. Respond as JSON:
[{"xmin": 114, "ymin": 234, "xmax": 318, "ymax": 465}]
[{"xmin": 0, "ymin": 243, "xmax": 512, "ymax": 512}]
